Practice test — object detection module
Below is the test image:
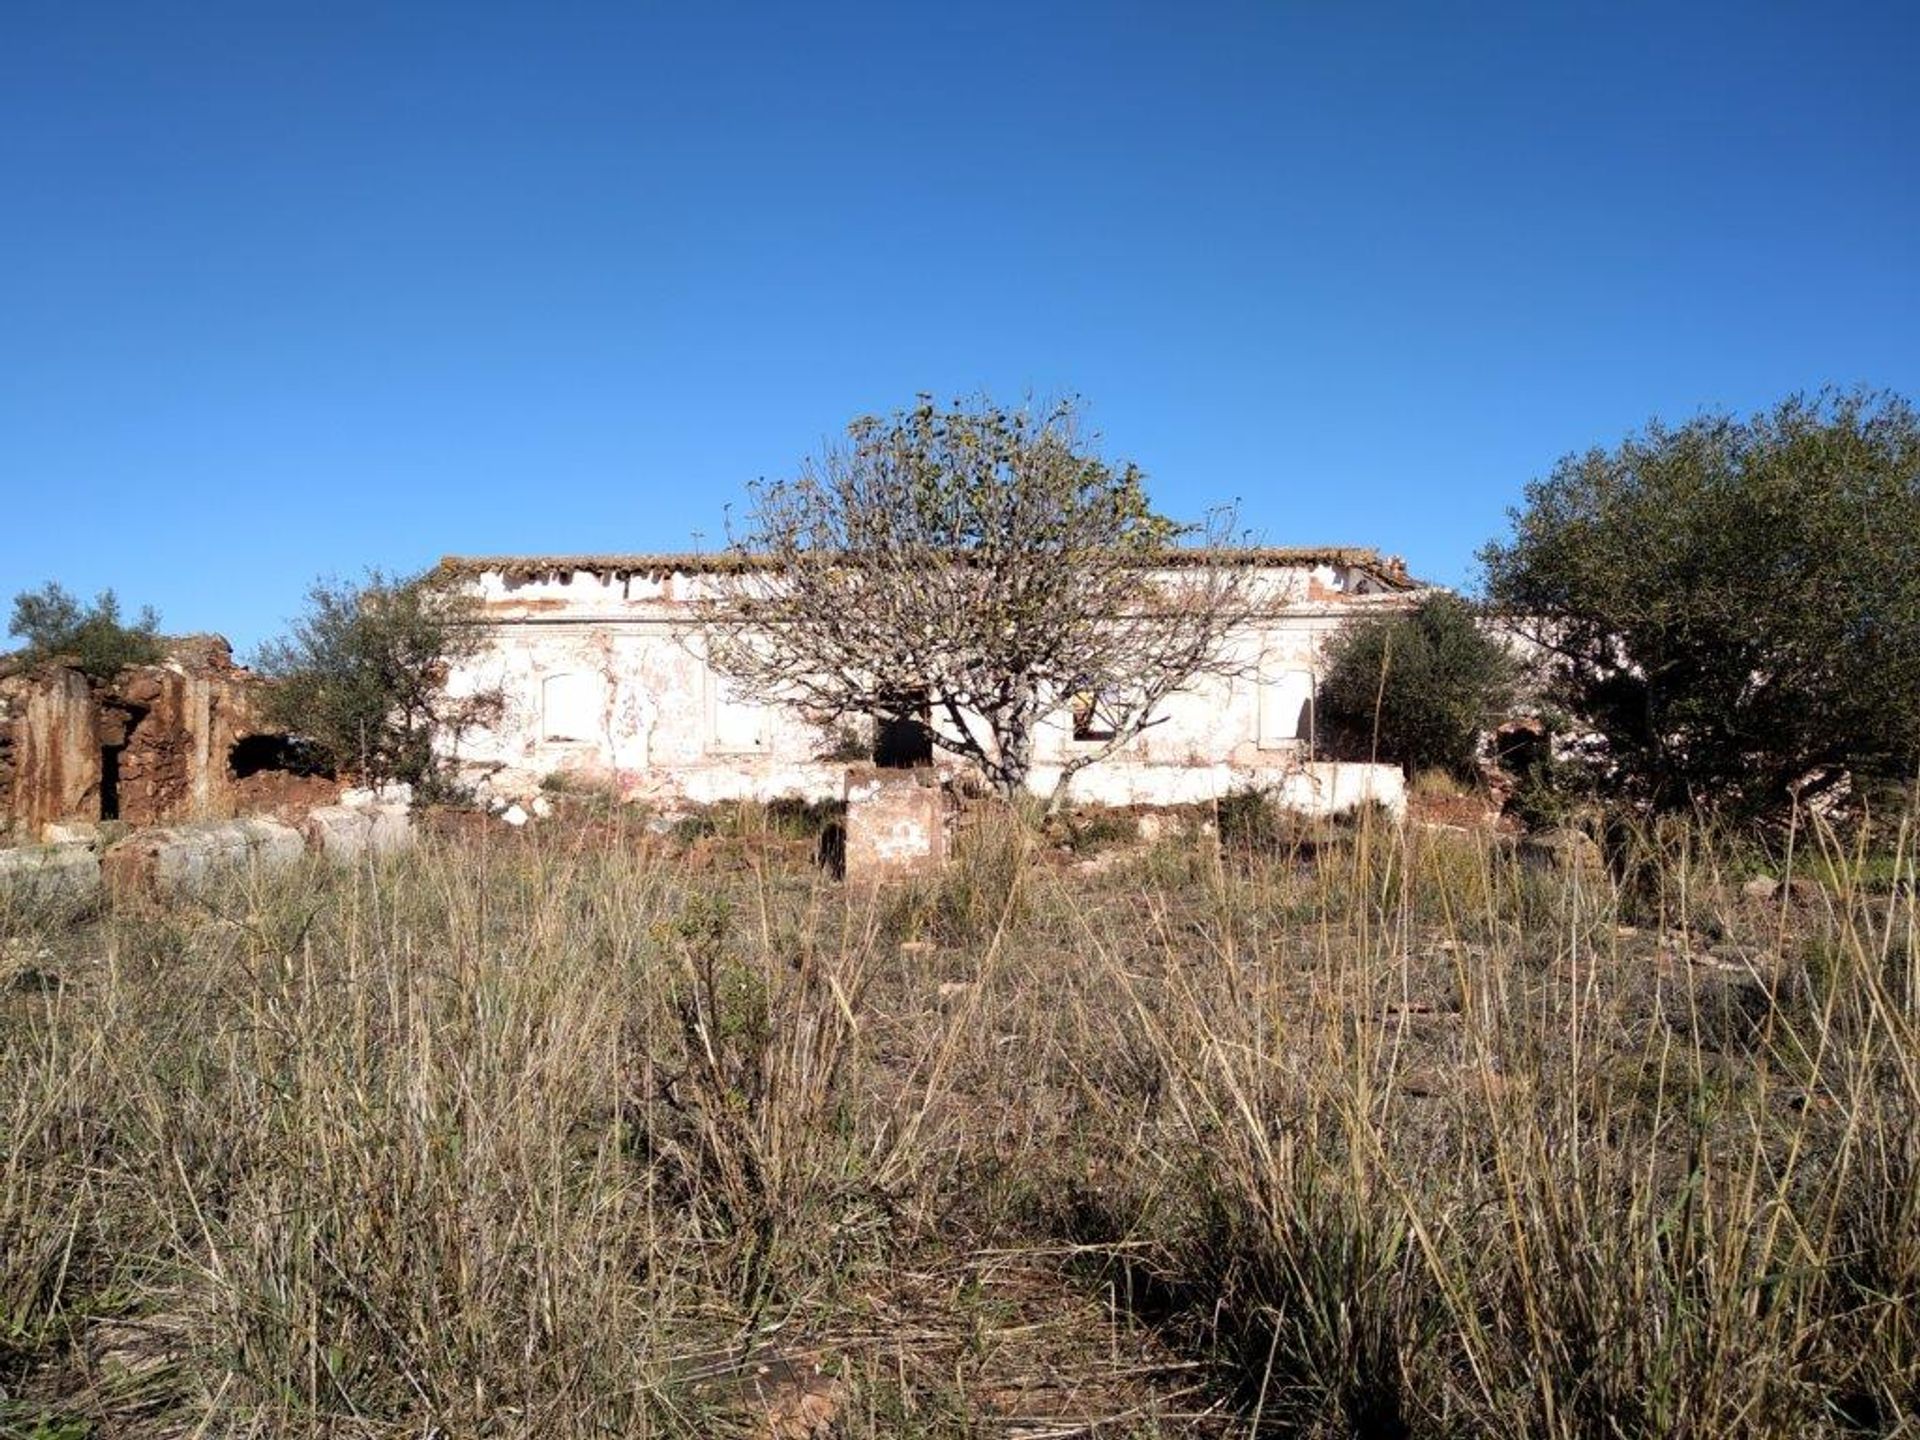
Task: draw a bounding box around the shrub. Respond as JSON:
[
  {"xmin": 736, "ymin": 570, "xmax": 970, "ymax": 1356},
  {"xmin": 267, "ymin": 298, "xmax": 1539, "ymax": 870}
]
[
  {"xmin": 1058, "ymin": 808, "xmax": 1139, "ymax": 856},
  {"xmin": 1216, "ymin": 785, "xmax": 1287, "ymax": 852},
  {"xmin": 1317, "ymin": 593, "xmax": 1520, "ymax": 778},
  {"xmin": 5, "ymin": 582, "xmax": 162, "ymax": 682},
  {"xmin": 252, "ymin": 569, "xmax": 496, "ymax": 794},
  {"xmin": 1481, "ymin": 388, "xmax": 1920, "ymax": 818}
]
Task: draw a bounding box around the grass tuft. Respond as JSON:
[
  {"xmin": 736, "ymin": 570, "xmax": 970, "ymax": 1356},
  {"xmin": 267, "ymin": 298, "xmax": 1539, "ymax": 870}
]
[{"xmin": 0, "ymin": 805, "xmax": 1914, "ymax": 1436}]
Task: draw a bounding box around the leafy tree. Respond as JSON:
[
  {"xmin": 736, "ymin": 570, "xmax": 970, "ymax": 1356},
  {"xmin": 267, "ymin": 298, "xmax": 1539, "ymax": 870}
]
[
  {"xmin": 703, "ymin": 395, "xmax": 1252, "ymax": 803},
  {"xmin": 1480, "ymin": 389, "xmax": 1920, "ymax": 817},
  {"xmin": 1317, "ymin": 593, "xmax": 1520, "ymax": 778},
  {"xmin": 253, "ymin": 570, "xmax": 495, "ymax": 794},
  {"xmin": 6, "ymin": 582, "xmax": 163, "ymax": 681}
]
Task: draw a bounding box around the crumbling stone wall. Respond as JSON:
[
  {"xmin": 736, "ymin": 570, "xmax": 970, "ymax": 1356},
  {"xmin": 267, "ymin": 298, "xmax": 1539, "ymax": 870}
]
[
  {"xmin": 0, "ymin": 638, "xmax": 329, "ymax": 843},
  {"xmin": 0, "ymin": 668, "xmax": 97, "ymax": 843},
  {"xmin": 439, "ymin": 550, "xmax": 1434, "ymax": 813},
  {"xmin": 114, "ymin": 659, "xmax": 248, "ymax": 825}
]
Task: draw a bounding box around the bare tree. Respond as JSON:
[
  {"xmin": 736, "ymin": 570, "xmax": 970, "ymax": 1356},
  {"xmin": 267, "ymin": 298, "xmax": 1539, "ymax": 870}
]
[{"xmin": 701, "ymin": 396, "xmax": 1254, "ymax": 805}]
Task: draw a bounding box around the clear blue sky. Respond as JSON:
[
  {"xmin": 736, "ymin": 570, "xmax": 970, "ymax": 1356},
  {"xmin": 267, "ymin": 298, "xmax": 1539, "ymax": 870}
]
[{"xmin": 4, "ymin": 2, "xmax": 1916, "ymax": 651}]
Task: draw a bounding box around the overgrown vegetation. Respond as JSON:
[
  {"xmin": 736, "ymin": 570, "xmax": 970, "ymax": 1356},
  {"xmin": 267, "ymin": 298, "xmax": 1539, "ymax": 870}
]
[
  {"xmin": 4, "ymin": 582, "xmax": 162, "ymax": 682},
  {"xmin": 2, "ymin": 810, "xmax": 1913, "ymax": 1436},
  {"xmin": 252, "ymin": 569, "xmax": 497, "ymax": 794},
  {"xmin": 1482, "ymin": 387, "xmax": 1920, "ymax": 819},
  {"xmin": 703, "ymin": 393, "xmax": 1252, "ymax": 804},
  {"xmin": 1317, "ymin": 592, "xmax": 1520, "ymax": 778}
]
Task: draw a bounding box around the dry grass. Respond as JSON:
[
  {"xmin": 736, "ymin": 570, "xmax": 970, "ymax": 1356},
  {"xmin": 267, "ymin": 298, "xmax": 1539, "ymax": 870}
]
[{"xmin": 0, "ymin": 801, "xmax": 1914, "ymax": 1437}]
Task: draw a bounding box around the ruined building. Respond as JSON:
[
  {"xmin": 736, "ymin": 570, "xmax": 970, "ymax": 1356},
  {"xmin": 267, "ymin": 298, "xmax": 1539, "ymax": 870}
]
[
  {"xmin": 0, "ymin": 638, "xmax": 333, "ymax": 844},
  {"xmin": 436, "ymin": 548, "xmax": 1429, "ymax": 813},
  {"xmin": 0, "ymin": 549, "xmax": 1432, "ymax": 850}
]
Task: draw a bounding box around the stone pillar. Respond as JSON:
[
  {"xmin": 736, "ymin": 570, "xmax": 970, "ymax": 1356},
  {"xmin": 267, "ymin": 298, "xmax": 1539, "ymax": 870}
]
[
  {"xmin": 7, "ymin": 669, "xmax": 101, "ymax": 838},
  {"xmin": 843, "ymin": 766, "xmax": 947, "ymax": 881}
]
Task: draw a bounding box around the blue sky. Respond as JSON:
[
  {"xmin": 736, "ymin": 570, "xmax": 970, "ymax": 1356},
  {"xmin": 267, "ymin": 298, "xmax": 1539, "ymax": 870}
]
[{"xmin": 4, "ymin": 1, "xmax": 1916, "ymax": 651}]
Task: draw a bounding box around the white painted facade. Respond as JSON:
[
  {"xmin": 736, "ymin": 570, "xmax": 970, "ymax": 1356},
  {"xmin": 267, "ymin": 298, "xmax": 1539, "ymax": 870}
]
[{"xmin": 438, "ymin": 551, "xmax": 1426, "ymax": 815}]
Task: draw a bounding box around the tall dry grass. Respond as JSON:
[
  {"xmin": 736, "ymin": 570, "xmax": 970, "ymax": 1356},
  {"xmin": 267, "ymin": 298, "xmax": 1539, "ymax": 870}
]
[{"xmin": 0, "ymin": 800, "xmax": 1913, "ymax": 1437}]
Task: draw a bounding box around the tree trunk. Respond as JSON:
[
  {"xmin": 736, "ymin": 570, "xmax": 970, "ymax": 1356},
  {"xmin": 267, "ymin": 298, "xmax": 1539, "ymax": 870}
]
[{"xmin": 994, "ymin": 693, "xmax": 1035, "ymax": 802}]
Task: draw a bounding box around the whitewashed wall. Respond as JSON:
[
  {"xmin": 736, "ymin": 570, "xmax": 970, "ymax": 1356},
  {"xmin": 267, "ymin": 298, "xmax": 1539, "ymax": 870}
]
[{"xmin": 441, "ymin": 560, "xmax": 1424, "ymax": 813}]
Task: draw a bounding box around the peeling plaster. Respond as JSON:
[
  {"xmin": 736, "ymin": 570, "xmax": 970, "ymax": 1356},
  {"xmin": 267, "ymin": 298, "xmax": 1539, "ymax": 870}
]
[{"xmin": 441, "ymin": 555, "xmax": 1428, "ymax": 815}]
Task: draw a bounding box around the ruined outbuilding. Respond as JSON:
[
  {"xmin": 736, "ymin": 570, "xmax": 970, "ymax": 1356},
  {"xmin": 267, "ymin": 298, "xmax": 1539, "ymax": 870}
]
[
  {"xmin": 436, "ymin": 548, "xmax": 1425, "ymax": 817},
  {"xmin": 0, "ymin": 638, "xmax": 334, "ymax": 844}
]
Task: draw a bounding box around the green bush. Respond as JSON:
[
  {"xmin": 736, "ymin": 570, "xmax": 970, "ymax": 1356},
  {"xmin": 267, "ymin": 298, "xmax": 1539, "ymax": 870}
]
[
  {"xmin": 252, "ymin": 569, "xmax": 497, "ymax": 794},
  {"xmin": 1216, "ymin": 785, "xmax": 1287, "ymax": 852},
  {"xmin": 1317, "ymin": 593, "xmax": 1520, "ymax": 778},
  {"xmin": 1058, "ymin": 808, "xmax": 1138, "ymax": 856},
  {"xmin": 5, "ymin": 582, "xmax": 162, "ymax": 682},
  {"xmin": 1482, "ymin": 388, "xmax": 1920, "ymax": 818}
]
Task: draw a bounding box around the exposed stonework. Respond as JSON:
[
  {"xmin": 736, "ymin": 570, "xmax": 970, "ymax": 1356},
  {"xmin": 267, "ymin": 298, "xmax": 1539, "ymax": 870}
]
[
  {"xmin": 0, "ymin": 639, "xmax": 334, "ymax": 844},
  {"xmin": 0, "ymin": 668, "xmax": 96, "ymax": 839}
]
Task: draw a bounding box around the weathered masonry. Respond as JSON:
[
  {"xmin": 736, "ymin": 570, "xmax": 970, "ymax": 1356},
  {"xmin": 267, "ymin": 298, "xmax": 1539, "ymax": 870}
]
[
  {"xmin": 437, "ymin": 548, "xmax": 1428, "ymax": 813},
  {"xmin": 0, "ymin": 638, "xmax": 335, "ymax": 844},
  {"xmin": 1, "ymin": 639, "xmax": 416, "ymax": 896}
]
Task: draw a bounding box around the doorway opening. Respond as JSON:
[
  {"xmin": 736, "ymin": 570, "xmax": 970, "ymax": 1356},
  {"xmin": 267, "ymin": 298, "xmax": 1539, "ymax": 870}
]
[
  {"xmin": 100, "ymin": 745, "xmax": 123, "ymax": 821},
  {"xmin": 873, "ymin": 691, "xmax": 934, "ymax": 768}
]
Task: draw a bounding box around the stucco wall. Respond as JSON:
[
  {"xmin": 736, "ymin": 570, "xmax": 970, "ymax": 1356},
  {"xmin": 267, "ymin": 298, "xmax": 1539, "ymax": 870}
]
[{"xmin": 442, "ymin": 557, "xmax": 1425, "ymax": 814}]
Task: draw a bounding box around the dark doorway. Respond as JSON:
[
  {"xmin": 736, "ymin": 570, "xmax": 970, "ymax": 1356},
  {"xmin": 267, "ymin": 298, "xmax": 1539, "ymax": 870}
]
[
  {"xmin": 874, "ymin": 691, "xmax": 934, "ymax": 768},
  {"xmin": 1071, "ymin": 691, "xmax": 1117, "ymax": 743},
  {"xmin": 94, "ymin": 701, "xmax": 143, "ymax": 823},
  {"xmin": 229, "ymin": 734, "xmax": 332, "ymax": 780},
  {"xmin": 100, "ymin": 746, "xmax": 123, "ymax": 821}
]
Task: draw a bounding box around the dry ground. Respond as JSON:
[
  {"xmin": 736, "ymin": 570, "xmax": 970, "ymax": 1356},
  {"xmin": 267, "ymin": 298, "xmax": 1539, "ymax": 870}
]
[{"xmin": 1, "ymin": 801, "xmax": 1915, "ymax": 1438}]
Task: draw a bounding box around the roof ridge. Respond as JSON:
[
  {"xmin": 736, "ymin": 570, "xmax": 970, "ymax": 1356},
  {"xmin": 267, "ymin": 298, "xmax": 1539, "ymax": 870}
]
[{"xmin": 438, "ymin": 544, "xmax": 1412, "ymax": 583}]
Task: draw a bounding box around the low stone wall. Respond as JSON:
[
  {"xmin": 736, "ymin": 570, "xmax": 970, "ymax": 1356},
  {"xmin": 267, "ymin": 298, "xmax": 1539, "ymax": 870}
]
[
  {"xmin": 838, "ymin": 761, "xmax": 1406, "ymax": 883},
  {"xmin": 1039, "ymin": 759, "xmax": 1409, "ymax": 815},
  {"xmin": 0, "ymin": 842, "xmax": 101, "ymax": 902},
  {"xmin": 0, "ymin": 803, "xmax": 417, "ymax": 904},
  {"xmin": 301, "ymin": 805, "xmax": 414, "ymax": 863},
  {"xmin": 100, "ymin": 817, "xmax": 308, "ymax": 900},
  {"xmin": 1270, "ymin": 761, "xmax": 1408, "ymax": 818}
]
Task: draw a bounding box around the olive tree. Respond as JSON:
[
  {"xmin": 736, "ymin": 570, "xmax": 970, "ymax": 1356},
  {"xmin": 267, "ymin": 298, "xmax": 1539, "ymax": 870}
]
[
  {"xmin": 1317, "ymin": 593, "xmax": 1520, "ymax": 779},
  {"xmin": 254, "ymin": 569, "xmax": 496, "ymax": 794},
  {"xmin": 702, "ymin": 396, "xmax": 1253, "ymax": 803},
  {"xmin": 1480, "ymin": 389, "xmax": 1920, "ymax": 817},
  {"xmin": 6, "ymin": 582, "xmax": 162, "ymax": 681}
]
